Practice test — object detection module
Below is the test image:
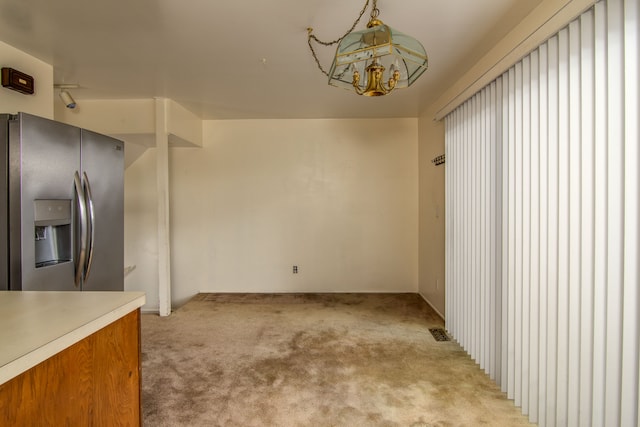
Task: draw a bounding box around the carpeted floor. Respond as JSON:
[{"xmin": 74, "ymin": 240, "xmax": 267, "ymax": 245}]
[{"xmin": 141, "ymin": 293, "xmax": 532, "ymax": 426}]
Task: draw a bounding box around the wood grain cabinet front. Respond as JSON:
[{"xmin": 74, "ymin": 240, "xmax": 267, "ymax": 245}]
[{"xmin": 0, "ymin": 309, "xmax": 141, "ymax": 426}]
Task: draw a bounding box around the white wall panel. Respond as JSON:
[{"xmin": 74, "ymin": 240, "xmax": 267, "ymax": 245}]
[
  {"xmin": 169, "ymin": 119, "xmax": 418, "ymax": 304},
  {"xmin": 444, "ymin": 1, "xmax": 639, "ymax": 425}
]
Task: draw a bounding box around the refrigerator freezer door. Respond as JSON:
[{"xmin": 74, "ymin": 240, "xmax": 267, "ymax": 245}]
[
  {"xmin": 13, "ymin": 113, "xmax": 80, "ymax": 291},
  {"xmin": 80, "ymin": 129, "xmax": 124, "ymax": 291}
]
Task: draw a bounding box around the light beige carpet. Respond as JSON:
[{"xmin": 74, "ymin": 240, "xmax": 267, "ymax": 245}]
[{"xmin": 141, "ymin": 293, "xmax": 533, "ymax": 426}]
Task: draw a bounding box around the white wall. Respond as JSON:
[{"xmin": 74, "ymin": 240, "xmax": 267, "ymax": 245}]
[
  {"xmin": 123, "ymin": 148, "xmax": 159, "ymax": 309},
  {"xmin": 417, "ymin": 116, "xmax": 446, "ymax": 317},
  {"xmin": 0, "ymin": 41, "xmax": 53, "ymax": 118},
  {"xmin": 163, "ymin": 118, "xmax": 418, "ymax": 306}
]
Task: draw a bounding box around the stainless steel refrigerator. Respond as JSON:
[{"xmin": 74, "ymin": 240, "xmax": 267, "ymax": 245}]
[{"xmin": 1, "ymin": 112, "xmax": 124, "ymax": 291}]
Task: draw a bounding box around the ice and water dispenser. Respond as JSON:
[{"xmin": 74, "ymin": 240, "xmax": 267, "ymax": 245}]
[{"xmin": 33, "ymin": 199, "xmax": 72, "ymax": 268}]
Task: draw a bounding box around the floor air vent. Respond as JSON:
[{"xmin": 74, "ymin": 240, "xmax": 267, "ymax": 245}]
[{"xmin": 429, "ymin": 328, "xmax": 450, "ymax": 342}]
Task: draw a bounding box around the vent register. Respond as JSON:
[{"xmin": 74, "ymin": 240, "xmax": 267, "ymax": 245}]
[{"xmin": 428, "ymin": 328, "xmax": 451, "ymax": 342}]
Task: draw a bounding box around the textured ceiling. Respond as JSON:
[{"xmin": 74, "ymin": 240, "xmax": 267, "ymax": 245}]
[{"xmin": 0, "ymin": 0, "xmax": 541, "ymax": 119}]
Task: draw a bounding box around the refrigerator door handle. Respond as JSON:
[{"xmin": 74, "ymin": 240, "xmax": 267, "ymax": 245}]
[
  {"xmin": 82, "ymin": 172, "xmax": 95, "ymax": 283},
  {"xmin": 73, "ymin": 171, "xmax": 88, "ymax": 288}
]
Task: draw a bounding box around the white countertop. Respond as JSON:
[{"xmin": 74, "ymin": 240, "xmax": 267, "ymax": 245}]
[{"xmin": 0, "ymin": 291, "xmax": 145, "ymax": 385}]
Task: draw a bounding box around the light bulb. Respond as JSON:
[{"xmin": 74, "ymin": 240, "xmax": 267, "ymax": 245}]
[{"xmin": 390, "ymin": 59, "xmax": 400, "ymax": 73}]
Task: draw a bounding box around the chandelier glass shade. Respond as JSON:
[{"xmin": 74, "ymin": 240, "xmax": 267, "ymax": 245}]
[
  {"xmin": 308, "ymin": 0, "xmax": 428, "ymax": 97},
  {"xmin": 328, "ymin": 20, "xmax": 428, "ymax": 96}
]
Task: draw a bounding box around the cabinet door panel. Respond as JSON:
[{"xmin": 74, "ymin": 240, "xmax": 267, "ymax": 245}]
[{"xmin": 0, "ymin": 309, "xmax": 141, "ymax": 425}]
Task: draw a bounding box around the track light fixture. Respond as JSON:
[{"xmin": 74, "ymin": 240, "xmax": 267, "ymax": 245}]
[
  {"xmin": 59, "ymin": 90, "xmax": 76, "ymax": 109},
  {"xmin": 54, "ymin": 84, "xmax": 79, "ymax": 109}
]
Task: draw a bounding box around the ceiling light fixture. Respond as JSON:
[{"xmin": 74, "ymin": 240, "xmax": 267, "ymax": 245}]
[
  {"xmin": 54, "ymin": 84, "xmax": 79, "ymax": 109},
  {"xmin": 59, "ymin": 90, "xmax": 76, "ymax": 109},
  {"xmin": 307, "ymin": 0, "xmax": 428, "ymax": 97}
]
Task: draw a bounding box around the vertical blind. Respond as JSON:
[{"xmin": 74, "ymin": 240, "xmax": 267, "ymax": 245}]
[{"xmin": 444, "ymin": 0, "xmax": 639, "ymax": 426}]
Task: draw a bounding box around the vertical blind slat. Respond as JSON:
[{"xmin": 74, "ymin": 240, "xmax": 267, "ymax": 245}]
[
  {"xmin": 466, "ymin": 101, "xmax": 472, "ymax": 351},
  {"xmin": 507, "ymin": 67, "xmax": 517, "ymax": 399},
  {"xmin": 567, "ymin": 18, "xmax": 583, "ymax": 427},
  {"xmin": 520, "ymin": 57, "xmax": 531, "ymax": 414},
  {"xmin": 484, "ymin": 88, "xmax": 492, "ymax": 374},
  {"xmin": 591, "ymin": 1, "xmax": 608, "ymax": 425},
  {"xmin": 545, "ymin": 34, "xmax": 560, "ymax": 427},
  {"xmin": 495, "ymin": 76, "xmax": 504, "ymax": 386},
  {"xmin": 514, "ymin": 61, "xmax": 524, "ymax": 407},
  {"xmin": 578, "ymin": 9, "xmax": 596, "ymax": 427},
  {"xmin": 556, "ymin": 27, "xmax": 571, "ymax": 427},
  {"xmin": 537, "ymin": 42, "xmax": 550, "ymax": 427},
  {"xmin": 448, "ymin": 114, "xmax": 452, "ymax": 330},
  {"xmin": 621, "ymin": 0, "xmax": 640, "ymax": 424},
  {"xmin": 480, "ymin": 89, "xmax": 487, "ymax": 372},
  {"xmin": 474, "ymin": 94, "xmax": 481, "ymax": 361},
  {"xmin": 605, "ymin": 0, "xmax": 624, "ymax": 425},
  {"xmin": 462, "ymin": 102, "xmax": 467, "ymax": 350},
  {"xmin": 501, "ymin": 72, "xmax": 510, "ymax": 393},
  {"xmin": 528, "ymin": 48, "xmax": 541, "ymax": 424},
  {"xmin": 489, "ymin": 81, "xmax": 499, "ymax": 381}
]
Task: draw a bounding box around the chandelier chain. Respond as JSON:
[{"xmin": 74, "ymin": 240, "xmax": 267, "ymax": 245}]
[
  {"xmin": 370, "ymin": 0, "xmax": 379, "ymax": 19},
  {"xmin": 307, "ymin": 0, "xmax": 372, "ymax": 76}
]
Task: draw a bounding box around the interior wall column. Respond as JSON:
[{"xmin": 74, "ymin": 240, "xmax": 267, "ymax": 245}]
[{"xmin": 155, "ymin": 98, "xmax": 172, "ymax": 316}]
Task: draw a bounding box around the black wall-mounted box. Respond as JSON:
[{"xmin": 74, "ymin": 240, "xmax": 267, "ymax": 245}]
[{"xmin": 1, "ymin": 67, "xmax": 34, "ymax": 94}]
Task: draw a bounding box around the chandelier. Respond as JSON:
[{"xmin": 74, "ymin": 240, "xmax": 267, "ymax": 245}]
[{"xmin": 307, "ymin": 0, "xmax": 428, "ymax": 97}]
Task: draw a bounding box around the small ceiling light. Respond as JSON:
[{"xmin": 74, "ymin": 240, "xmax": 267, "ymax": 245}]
[
  {"xmin": 308, "ymin": 0, "xmax": 428, "ymax": 96},
  {"xmin": 59, "ymin": 90, "xmax": 76, "ymax": 109},
  {"xmin": 54, "ymin": 84, "xmax": 79, "ymax": 109}
]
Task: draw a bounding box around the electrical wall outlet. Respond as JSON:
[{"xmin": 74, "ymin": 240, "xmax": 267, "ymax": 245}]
[{"xmin": 293, "ymin": 265, "xmax": 298, "ymax": 274}]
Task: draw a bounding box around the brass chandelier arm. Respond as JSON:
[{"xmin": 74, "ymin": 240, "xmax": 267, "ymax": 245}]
[
  {"xmin": 352, "ymin": 71, "xmax": 365, "ymax": 95},
  {"xmin": 307, "ymin": 0, "xmax": 371, "ymax": 77},
  {"xmin": 387, "ymin": 69, "xmax": 400, "ymax": 90},
  {"xmin": 351, "ymin": 64, "xmax": 400, "ymax": 96}
]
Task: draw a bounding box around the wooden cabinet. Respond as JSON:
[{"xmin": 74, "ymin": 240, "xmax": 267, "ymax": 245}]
[{"xmin": 0, "ymin": 309, "xmax": 141, "ymax": 426}]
